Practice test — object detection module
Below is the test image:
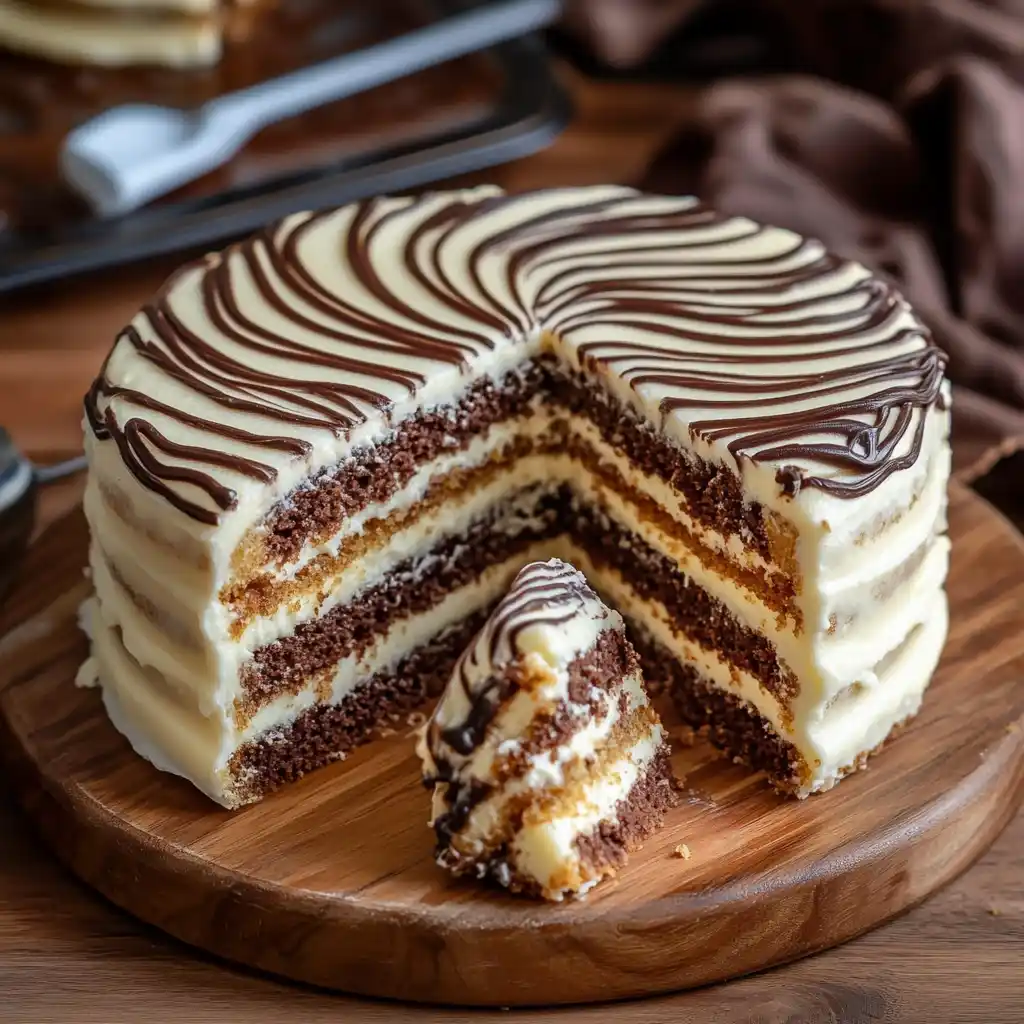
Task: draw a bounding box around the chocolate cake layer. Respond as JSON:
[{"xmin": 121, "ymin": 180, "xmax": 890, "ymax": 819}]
[
  {"xmin": 569, "ymin": 493, "xmax": 798, "ymax": 707},
  {"xmin": 241, "ymin": 473, "xmax": 796, "ymax": 723},
  {"xmin": 567, "ymin": 625, "xmax": 639, "ymax": 704},
  {"xmin": 628, "ymin": 627, "xmax": 808, "ymax": 793},
  {"xmin": 261, "ymin": 362, "xmax": 550, "ymax": 564},
  {"xmin": 566, "ymin": 433, "xmax": 798, "ymax": 621},
  {"xmin": 550, "ymin": 371, "xmax": 780, "ymax": 563},
  {"xmin": 250, "ymin": 359, "xmax": 795, "ymax": 573},
  {"xmin": 225, "ymin": 435, "xmax": 548, "ymax": 618},
  {"xmin": 573, "ymin": 748, "xmax": 677, "ymax": 873},
  {"xmin": 238, "ymin": 487, "xmax": 564, "ymax": 716},
  {"xmin": 229, "ymin": 610, "xmax": 491, "ymax": 803}
]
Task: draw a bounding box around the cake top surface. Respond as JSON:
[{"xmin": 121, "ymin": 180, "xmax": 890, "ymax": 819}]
[
  {"xmin": 420, "ymin": 558, "xmax": 619, "ymax": 775},
  {"xmin": 85, "ymin": 185, "xmax": 947, "ymax": 527}
]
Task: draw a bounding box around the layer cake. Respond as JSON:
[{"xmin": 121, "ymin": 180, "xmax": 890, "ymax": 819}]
[
  {"xmin": 79, "ymin": 185, "xmax": 952, "ymax": 807},
  {"xmin": 0, "ymin": 0, "xmax": 251, "ymax": 66},
  {"xmin": 419, "ymin": 558, "xmax": 674, "ymax": 900}
]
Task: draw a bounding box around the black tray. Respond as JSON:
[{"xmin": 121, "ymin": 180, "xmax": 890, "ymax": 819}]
[{"xmin": 0, "ymin": 4, "xmax": 569, "ymax": 294}]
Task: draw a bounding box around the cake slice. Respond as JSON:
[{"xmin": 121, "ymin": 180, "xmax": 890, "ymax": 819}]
[{"xmin": 418, "ymin": 559, "xmax": 676, "ymax": 901}]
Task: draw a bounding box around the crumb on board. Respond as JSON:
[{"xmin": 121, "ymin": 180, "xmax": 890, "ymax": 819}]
[
  {"xmin": 406, "ymin": 711, "xmax": 427, "ymax": 728},
  {"xmin": 1008, "ymin": 722, "xmax": 1020, "ymax": 734},
  {"xmin": 673, "ymin": 844, "xmax": 692, "ymax": 860},
  {"xmin": 988, "ymin": 907, "xmax": 1002, "ymax": 917}
]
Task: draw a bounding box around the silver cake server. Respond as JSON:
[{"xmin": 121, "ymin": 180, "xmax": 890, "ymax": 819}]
[{"xmin": 61, "ymin": 0, "xmax": 562, "ymax": 218}]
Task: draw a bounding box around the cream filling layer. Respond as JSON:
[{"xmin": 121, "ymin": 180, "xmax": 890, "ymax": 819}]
[
  {"xmin": 564, "ymin": 542, "xmax": 948, "ymax": 794},
  {"xmin": 90, "ymin": 434, "xmax": 948, "ymax": 725},
  {"xmin": 563, "ymin": 414, "xmax": 776, "ymax": 576},
  {"xmin": 266, "ymin": 410, "xmax": 777, "ymax": 589},
  {"xmin": 272, "ymin": 409, "xmax": 551, "ymax": 586},
  {"xmin": 514, "ymin": 728, "xmax": 665, "ymax": 900},
  {"xmin": 89, "ymin": 542, "xmax": 555, "ymax": 806},
  {"xmin": 230, "ymin": 465, "xmax": 557, "ymax": 654},
  {"xmin": 434, "ymin": 670, "xmax": 665, "ymax": 900}
]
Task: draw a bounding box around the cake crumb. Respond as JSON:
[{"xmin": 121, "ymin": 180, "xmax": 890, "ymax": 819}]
[
  {"xmin": 1007, "ymin": 722, "xmax": 1020, "ymax": 734},
  {"xmin": 406, "ymin": 711, "xmax": 427, "ymax": 728},
  {"xmin": 988, "ymin": 906, "xmax": 1002, "ymax": 916},
  {"xmin": 673, "ymin": 844, "xmax": 692, "ymax": 860},
  {"xmin": 378, "ymin": 726, "xmax": 397, "ymax": 739}
]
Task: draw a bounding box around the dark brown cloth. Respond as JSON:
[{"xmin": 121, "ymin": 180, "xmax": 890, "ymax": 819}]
[{"xmin": 570, "ymin": 0, "xmax": 1024, "ymax": 493}]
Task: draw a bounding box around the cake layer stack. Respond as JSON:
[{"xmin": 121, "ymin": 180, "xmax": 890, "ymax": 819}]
[
  {"xmin": 80, "ymin": 185, "xmax": 951, "ymax": 807},
  {"xmin": 419, "ymin": 558, "xmax": 673, "ymax": 900}
]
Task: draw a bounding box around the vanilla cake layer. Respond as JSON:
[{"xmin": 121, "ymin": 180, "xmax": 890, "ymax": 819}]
[
  {"xmin": 419, "ymin": 560, "xmax": 674, "ymax": 900},
  {"xmin": 82, "ymin": 186, "xmax": 952, "ymax": 807}
]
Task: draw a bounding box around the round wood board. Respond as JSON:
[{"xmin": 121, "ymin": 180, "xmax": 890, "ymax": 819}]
[{"xmin": 1, "ymin": 484, "xmax": 1023, "ymax": 1007}]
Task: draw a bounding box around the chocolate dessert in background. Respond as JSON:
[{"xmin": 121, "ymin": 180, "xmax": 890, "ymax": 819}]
[
  {"xmin": 561, "ymin": 0, "xmax": 1024, "ymax": 520},
  {"xmin": 0, "ymin": 0, "xmax": 236, "ymax": 69},
  {"xmin": 0, "ymin": 0, "xmax": 501, "ymax": 236}
]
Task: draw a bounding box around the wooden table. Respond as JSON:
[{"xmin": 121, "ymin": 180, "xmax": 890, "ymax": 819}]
[{"xmin": 1, "ymin": 67, "xmax": 1022, "ymax": 1023}]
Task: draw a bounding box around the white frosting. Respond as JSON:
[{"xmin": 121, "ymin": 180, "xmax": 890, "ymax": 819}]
[
  {"xmin": 81, "ymin": 187, "xmax": 952, "ymax": 807},
  {"xmin": 89, "ymin": 542, "xmax": 557, "ymax": 806},
  {"xmin": 86, "ymin": 186, "xmax": 945, "ymax": 571}
]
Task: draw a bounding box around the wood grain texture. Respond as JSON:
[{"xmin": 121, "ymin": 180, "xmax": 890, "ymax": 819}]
[{"xmin": 0, "ymin": 485, "xmax": 1021, "ymax": 1008}]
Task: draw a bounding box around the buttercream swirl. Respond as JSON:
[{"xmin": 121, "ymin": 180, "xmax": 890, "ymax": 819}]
[{"xmin": 85, "ymin": 186, "xmax": 947, "ymax": 523}]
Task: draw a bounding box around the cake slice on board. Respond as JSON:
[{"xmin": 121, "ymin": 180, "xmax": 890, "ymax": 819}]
[{"xmin": 418, "ymin": 559, "xmax": 676, "ymax": 901}]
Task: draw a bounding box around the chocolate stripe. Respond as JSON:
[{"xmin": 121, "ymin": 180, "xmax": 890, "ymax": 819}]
[
  {"xmin": 436, "ymin": 560, "xmax": 601, "ymax": 759},
  {"xmin": 87, "ymin": 187, "xmax": 947, "ymax": 524}
]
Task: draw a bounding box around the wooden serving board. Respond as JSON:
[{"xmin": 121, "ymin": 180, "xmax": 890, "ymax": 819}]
[{"xmin": 1, "ymin": 483, "xmax": 1023, "ymax": 1008}]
